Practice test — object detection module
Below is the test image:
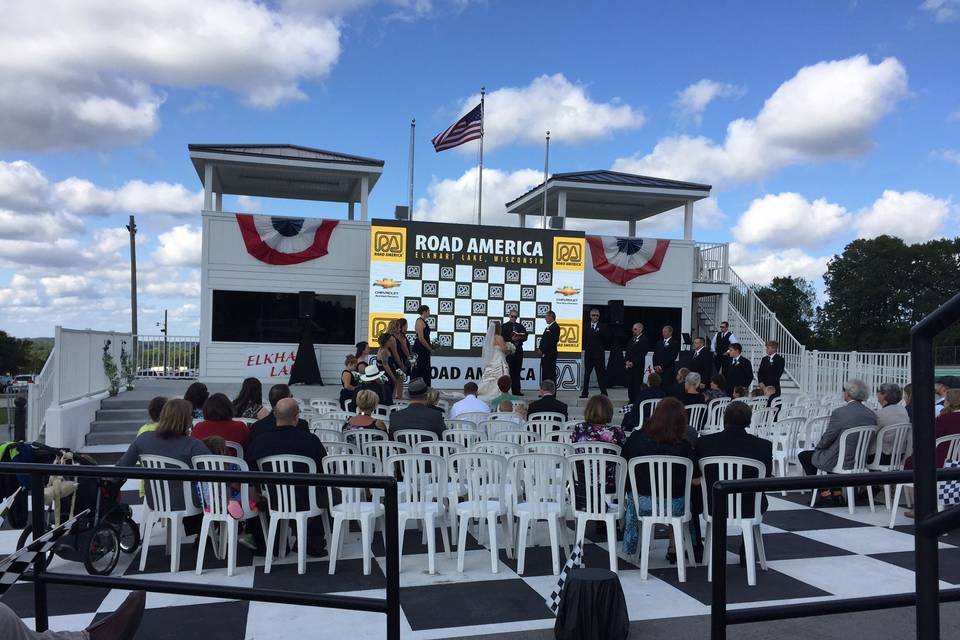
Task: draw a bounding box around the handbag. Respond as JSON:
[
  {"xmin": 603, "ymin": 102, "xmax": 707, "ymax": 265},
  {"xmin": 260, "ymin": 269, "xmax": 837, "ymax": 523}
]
[{"xmin": 938, "ymin": 459, "xmax": 960, "ymax": 506}]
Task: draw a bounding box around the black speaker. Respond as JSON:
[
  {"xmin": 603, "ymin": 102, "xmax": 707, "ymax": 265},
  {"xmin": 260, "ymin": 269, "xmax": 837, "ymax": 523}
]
[
  {"xmin": 394, "ymin": 205, "xmax": 410, "ymax": 220},
  {"xmin": 298, "ymin": 291, "xmax": 315, "ymax": 319},
  {"xmin": 608, "ymin": 299, "xmax": 625, "ymax": 325},
  {"xmin": 549, "ymin": 217, "xmax": 565, "ymax": 230}
]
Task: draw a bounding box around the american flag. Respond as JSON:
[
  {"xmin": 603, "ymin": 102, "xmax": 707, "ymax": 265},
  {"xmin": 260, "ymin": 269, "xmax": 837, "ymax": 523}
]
[{"xmin": 432, "ymin": 103, "xmax": 483, "ymax": 152}]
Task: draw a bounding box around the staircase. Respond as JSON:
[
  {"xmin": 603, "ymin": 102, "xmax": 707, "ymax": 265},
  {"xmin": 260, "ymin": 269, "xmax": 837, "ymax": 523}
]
[{"xmin": 85, "ymin": 397, "xmax": 149, "ymax": 446}]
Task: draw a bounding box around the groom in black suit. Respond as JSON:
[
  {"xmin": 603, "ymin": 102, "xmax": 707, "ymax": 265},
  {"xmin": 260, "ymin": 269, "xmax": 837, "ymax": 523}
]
[
  {"xmin": 502, "ymin": 309, "xmax": 528, "ymax": 395},
  {"xmin": 580, "ymin": 308, "xmax": 608, "ymax": 398},
  {"xmin": 625, "ymin": 322, "xmax": 650, "ymax": 403},
  {"xmin": 539, "ymin": 310, "xmax": 560, "ymax": 384}
]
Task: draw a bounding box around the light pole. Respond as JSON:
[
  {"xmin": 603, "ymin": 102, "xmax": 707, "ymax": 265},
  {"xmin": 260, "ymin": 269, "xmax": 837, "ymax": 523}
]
[
  {"xmin": 157, "ymin": 310, "xmax": 168, "ymax": 377},
  {"xmin": 126, "ymin": 215, "xmax": 138, "ymax": 363}
]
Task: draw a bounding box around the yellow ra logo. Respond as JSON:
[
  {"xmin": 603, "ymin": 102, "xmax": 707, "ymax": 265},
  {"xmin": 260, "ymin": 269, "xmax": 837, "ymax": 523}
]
[
  {"xmin": 553, "ymin": 237, "xmax": 585, "ymax": 270},
  {"xmin": 558, "ymin": 322, "xmax": 581, "ymax": 348},
  {"xmin": 370, "ymin": 317, "xmax": 393, "ymax": 340},
  {"xmin": 371, "ymin": 226, "xmax": 406, "ymax": 262}
]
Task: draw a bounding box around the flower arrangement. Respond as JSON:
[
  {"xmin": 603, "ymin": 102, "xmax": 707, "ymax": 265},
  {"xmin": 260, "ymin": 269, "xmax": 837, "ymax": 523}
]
[
  {"xmin": 102, "ymin": 340, "xmax": 120, "ymax": 396},
  {"xmin": 504, "ymin": 342, "xmax": 517, "ymax": 355},
  {"xmin": 408, "ymin": 353, "xmax": 419, "ymax": 369},
  {"xmin": 430, "ymin": 339, "xmax": 442, "ymax": 351},
  {"xmin": 119, "ymin": 340, "xmax": 135, "ymax": 389}
]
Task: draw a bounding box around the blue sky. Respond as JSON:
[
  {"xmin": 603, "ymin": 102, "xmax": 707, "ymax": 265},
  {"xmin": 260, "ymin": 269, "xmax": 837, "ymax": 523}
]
[{"xmin": 0, "ymin": 0, "xmax": 958, "ymax": 338}]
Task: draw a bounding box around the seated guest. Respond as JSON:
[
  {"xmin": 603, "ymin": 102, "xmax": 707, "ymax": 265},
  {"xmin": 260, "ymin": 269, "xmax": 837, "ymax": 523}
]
[
  {"xmin": 184, "ymin": 382, "xmax": 209, "ymax": 420},
  {"xmin": 668, "ymin": 367, "xmax": 690, "ymax": 400},
  {"xmin": 345, "ymin": 390, "xmax": 388, "ymax": 431},
  {"xmin": 233, "ymin": 377, "xmax": 266, "ymax": 420},
  {"xmin": 571, "ymin": 395, "xmax": 625, "ymax": 520},
  {"xmin": 679, "ymin": 372, "xmax": 707, "ymax": 430},
  {"xmin": 340, "ymin": 355, "xmax": 359, "ymax": 411},
  {"xmin": 425, "ymin": 388, "xmax": 445, "ymax": 413},
  {"xmin": 621, "ymin": 398, "xmax": 700, "ymax": 561},
  {"xmin": 137, "ymin": 396, "xmax": 167, "ymax": 436},
  {"xmin": 526, "ymin": 379, "xmax": 568, "ymax": 420},
  {"xmin": 798, "ymin": 379, "xmax": 876, "ymax": 503},
  {"xmin": 192, "ymin": 392, "xmax": 250, "ymax": 450},
  {"xmin": 389, "ymin": 378, "xmax": 446, "ymax": 438},
  {"xmin": 872, "ymin": 382, "xmax": 911, "ymax": 463},
  {"xmin": 496, "ymin": 399, "xmax": 525, "ymax": 425},
  {"xmin": 936, "ymin": 377, "xmax": 953, "ymax": 417},
  {"xmin": 489, "ymin": 375, "xmax": 520, "ymax": 411},
  {"xmin": 245, "ymin": 398, "xmax": 327, "ymax": 557},
  {"xmin": 450, "ymin": 382, "xmax": 490, "ymax": 418},
  {"xmin": 731, "ymin": 386, "xmax": 748, "ymax": 400},
  {"xmin": 904, "ymin": 383, "xmax": 913, "ymax": 421},
  {"xmin": 697, "ymin": 401, "xmax": 773, "ymax": 517},
  {"xmin": 249, "ymin": 384, "xmax": 310, "ymax": 443},
  {"xmin": 905, "ymin": 389, "xmax": 960, "ymax": 470},
  {"xmin": 0, "ymin": 590, "xmax": 146, "ymax": 640},
  {"xmin": 353, "ymin": 363, "xmax": 390, "ymax": 411},
  {"xmin": 621, "ymin": 372, "xmax": 667, "ymax": 431},
  {"xmin": 703, "ymin": 375, "xmax": 728, "ymax": 402},
  {"xmin": 750, "ymin": 385, "xmax": 766, "ymax": 398}
]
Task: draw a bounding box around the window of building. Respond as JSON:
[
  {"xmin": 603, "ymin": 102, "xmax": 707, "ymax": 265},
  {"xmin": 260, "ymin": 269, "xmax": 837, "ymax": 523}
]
[{"xmin": 211, "ymin": 290, "xmax": 356, "ymax": 344}]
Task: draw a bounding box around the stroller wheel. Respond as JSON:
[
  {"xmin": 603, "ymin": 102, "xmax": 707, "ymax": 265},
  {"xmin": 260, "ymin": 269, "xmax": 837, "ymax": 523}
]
[
  {"xmin": 15, "ymin": 525, "xmax": 57, "ymax": 566},
  {"xmin": 83, "ymin": 523, "xmax": 120, "ymax": 575},
  {"xmin": 118, "ymin": 515, "xmax": 141, "ymax": 554}
]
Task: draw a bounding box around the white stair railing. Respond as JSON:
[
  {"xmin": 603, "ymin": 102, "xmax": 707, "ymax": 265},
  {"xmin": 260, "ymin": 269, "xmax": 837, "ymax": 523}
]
[{"xmin": 27, "ymin": 345, "xmax": 56, "ymax": 441}]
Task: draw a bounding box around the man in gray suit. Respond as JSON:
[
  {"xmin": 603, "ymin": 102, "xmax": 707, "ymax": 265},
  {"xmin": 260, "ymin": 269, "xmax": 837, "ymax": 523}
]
[{"xmin": 798, "ymin": 379, "xmax": 877, "ymax": 478}]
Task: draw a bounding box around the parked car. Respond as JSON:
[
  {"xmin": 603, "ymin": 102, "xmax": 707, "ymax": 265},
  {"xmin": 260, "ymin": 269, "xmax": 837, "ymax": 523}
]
[{"xmin": 10, "ymin": 374, "xmax": 34, "ymax": 394}]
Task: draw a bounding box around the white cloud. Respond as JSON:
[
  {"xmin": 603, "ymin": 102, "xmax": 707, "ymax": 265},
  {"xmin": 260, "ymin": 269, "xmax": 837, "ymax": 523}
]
[
  {"xmin": 0, "ymin": 0, "xmax": 343, "ymax": 150},
  {"xmin": 613, "ymin": 55, "xmax": 908, "ymax": 186},
  {"xmin": 938, "ymin": 149, "xmax": 960, "ymax": 165},
  {"xmin": 0, "ymin": 210, "xmax": 84, "ymax": 242},
  {"xmin": 948, "ymin": 109, "xmax": 960, "ymax": 123},
  {"xmin": 0, "ymin": 274, "xmax": 45, "ymax": 309},
  {"xmin": 415, "ymin": 167, "xmax": 543, "ymax": 227},
  {"xmin": 855, "ymin": 190, "xmax": 952, "ymax": 243},
  {"xmin": 40, "ymin": 275, "xmax": 103, "ymax": 299},
  {"xmin": 447, "ymin": 74, "xmax": 645, "ymax": 152},
  {"xmin": 0, "ymin": 238, "xmax": 91, "ymax": 269},
  {"xmin": 729, "ymin": 243, "xmax": 830, "ymax": 285},
  {"xmin": 920, "ymin": 0, "xmax": 960, "ymax": 22},
  {"xmin": 733, "ymin": 193, "xmax": 850, "ymax": 248},
  {"xmin": 0, "ymin": 161, "xmax": 51, "ymax": 211},
  {"xmin": 674, "ymin": 79, "xmax": 745, "ymax": 126},
  {"xmin": 53, "ymin": 178, "xmax": 202, "ymax": 216},
  {"xmin": 152, "ymin": 225, "xmax": 202, "ymax": 267}
]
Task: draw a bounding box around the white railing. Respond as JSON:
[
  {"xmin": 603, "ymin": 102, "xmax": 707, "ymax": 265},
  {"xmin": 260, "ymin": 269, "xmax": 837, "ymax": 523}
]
[
  {"xmin": 799, "ymin": 351, "xmax": 911, "ymax": 400},
  {"xmin": 135, "ymin": 334, "xmax": 199, "ymax": 378},
  {"xmin": 27, "ymin": 344, "xmax": 56, "ymax": 441},
  {"xmin": 57, "ymin": 327, "xmax": 132, "ymax": 404},
  {"xmin": 695, "ymin": 242, "xmax": 729, "ymax": 283}
]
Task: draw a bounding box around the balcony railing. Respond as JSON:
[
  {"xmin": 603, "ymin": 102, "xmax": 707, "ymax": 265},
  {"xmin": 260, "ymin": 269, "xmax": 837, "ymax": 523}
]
[{"xmin": 695, "ymin": 242, "xmax": 729, "ymax": 283}]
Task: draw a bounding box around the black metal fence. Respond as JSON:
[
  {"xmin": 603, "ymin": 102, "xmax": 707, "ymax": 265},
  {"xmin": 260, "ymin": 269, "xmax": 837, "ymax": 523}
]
[
  {"xmin": 0, "ymin": 462, "xmax": 401, "ymax": 640},
  {"xmin": 709, "ymin": 468, "xmax": 960, "ymax": 639}
]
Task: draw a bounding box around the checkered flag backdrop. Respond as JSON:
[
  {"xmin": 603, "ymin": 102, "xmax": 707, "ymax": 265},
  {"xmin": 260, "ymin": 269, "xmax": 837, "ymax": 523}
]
[
  {"xmin": 939, "ymin": 460, "xmax": 960, "ymax": 506},
  {"xmin": 0, "ymin": 487, "xmax": 22, "ymax": 529},
  {"xmin": 545, "ymin": 543, "xmax": 584, "ymax": 615},
  {"xmin": 0, "ymin": 509, "xmax": 89, "ymax": 595}
]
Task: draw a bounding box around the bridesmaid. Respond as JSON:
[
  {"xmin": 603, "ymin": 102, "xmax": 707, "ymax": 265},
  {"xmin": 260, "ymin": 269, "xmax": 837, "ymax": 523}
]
[
  {"xmin": 395, "ymin": 318, "xmax": 413, "ymax": 375},
  {"xmin": 412, "ymin": 305, "xmax": 434, "ymax": 386}
]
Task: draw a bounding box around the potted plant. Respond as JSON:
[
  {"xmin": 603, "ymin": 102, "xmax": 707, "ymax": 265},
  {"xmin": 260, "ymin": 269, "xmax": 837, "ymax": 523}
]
[{"xmin": 102, "ymin": 340, "xmax": 120, "ymax": 396}]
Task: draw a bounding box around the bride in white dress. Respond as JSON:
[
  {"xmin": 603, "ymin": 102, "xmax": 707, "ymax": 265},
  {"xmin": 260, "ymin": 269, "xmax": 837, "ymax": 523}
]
[{"xmin": 477, "ymin": 321, "xmax": 510, "ymax": 401}]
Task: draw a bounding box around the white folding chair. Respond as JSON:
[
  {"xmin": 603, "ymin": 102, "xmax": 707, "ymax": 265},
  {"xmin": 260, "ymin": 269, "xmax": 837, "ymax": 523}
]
[
  {"xmin": 801, "ymin": 415, "xmax": 831, "ymax": 452},
  {"xmin": 448, "ymin": 452, "xmax": 512, "ymax": 573},
  {"xmin": 419, "ymin": 441, "xmax": 465, "ymax": 458},
  {"xmin": 480, "ymin": 419, "xmax": 520, "ymax": 441},
  {"xmin": 256, "ymin": 454, "xmax": 328, "ymax": 575},
  {"xmin": 310, "ymin": 398, "xmax": 340, "ymax": 413},
  {"xmin": 324, "ymin": 442, "xmax": 358, "ymax": 456},
  {"xmin": 768, "ymin": 417, "xmax": 805, "ymax": 491},
  {"xmin": 627, "ymin": 456, "xmax": 695, "ymax": 582},
  {"xmin": 686, "ymin": 403, "xmax": 708, "ymax": 431},
  {"xmin": 344, "ymin": 428, "xmax": 387, "ymax": 450},
  {"xmin": 494, "ymin": 430, "xmax": 538, "ymax": 446},
  {"xmin": 373, "ymin": 404, "xmax": 393, "ymax": 420},
  {"xmin": 563, "ymin": 420, "xmax": 583, "ymax": 431},
  {"xmin": 527, "ymin": 412, "xmax": 566, "ymax": 426},
  {"xmin": 223, "ymin": 440, "xmax": 245, "ymax": 460},
  {"xmin": 443, "ymin": 428, "xmax": 483, "ymax": 449},
  {"xmin": 363, "ymin": 441, "xmax": 411, "ymax": 470},
  {"xmin": 569, "ymin": 454, "xmax": 625, "ymax": 573},
  {"xmin": 889, "ymin": 434, "xmax": 960, "ymax": 528},
  {"xmin": 456, "ymin": 411, "xmax": 490, "ymax": 426},
  {"xmin": 192, "ymin": 455, "xmax": 266, "ymax": 577},
  {"xmin": 527, "ymin": 415, "xmax": 566, "ymax": 440},
  {"xmin": 524, "ymin": 442, "xmax": 574, "ymax": 456},
  {"xmin": 867, "ymin": 422, "xmax": 912, "ymax": 510},
  {"xmin": 386, "ymin": 454, "xmax": 452, "ymax": 574},
  {"xmin": 573, "ymin": 441, "xmax": 622, "ymax": 456},
  {"xmin": 395, "ymin": 429, "xmax": 438, "ymax": 449},
  {"xmin": 489, "ymin": 412, "xmax": 525, "ymax": 427},
  {"xmin": 511, "ymin": 453, "xmax": 571, "ymax": 575},
  {"xmin": 636, "ymin": 399, "xmax": 662, "ymax": 426},
  {"xmin": 700, "ymin": 456, "xmax": 768, "ymax": 586},
  {"xmin": 324, "ymin": 454, "xmax": 385, "ymax": 575},
  {"xmin": 750, "ymin": 408, "xmax": 777, "ymax": 438},
  {"xmin": 546, "ymin": 429, "xmax": 575, "ymax": 443},
  {"xmin": 325, "ymin": 410, "xmax": 355, "ymax": 422},
  {"xmin": 471, "ymin": 441, "xmax": 522, "ymax": 457},
  {"xmin": 311, "ymin": 417, "xmax": 346, "ymax": 432},
  {"xmin": 808, "ymin": 426, "xmax": 877, "ymax": 514},
  {"xmin": 706, "ymin": 398, "xmax": 731, "ymax": 429},
  {"xmin": 313, "ymin": 429, "xmax": 344, "ymax": 444},
  {"xmin": 445, "ymin": 418, "xmax": 482, "ymax": 432},
  {"xmin": 138, "ymin": 455, "xmax": 202, "ymax": 573}
]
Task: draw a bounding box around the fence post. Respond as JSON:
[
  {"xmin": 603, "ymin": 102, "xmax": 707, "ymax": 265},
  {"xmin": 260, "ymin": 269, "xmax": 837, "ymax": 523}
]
[
  {"xmin": 31, "ymin": 471, "xmax": 49, "ymax": 631},
  {"xmin": 710, "ymin": 482, "xmax": 728, "ymax": 640},
  {"xmin": 14, "ymin": 396, "xmax": 26, "ymax": 441}
]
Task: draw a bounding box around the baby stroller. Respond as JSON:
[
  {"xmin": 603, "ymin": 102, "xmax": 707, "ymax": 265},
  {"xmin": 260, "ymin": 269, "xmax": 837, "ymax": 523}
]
[{"xmin": 16, "ymin": 446, "xmax": 140, "ymax": 575}]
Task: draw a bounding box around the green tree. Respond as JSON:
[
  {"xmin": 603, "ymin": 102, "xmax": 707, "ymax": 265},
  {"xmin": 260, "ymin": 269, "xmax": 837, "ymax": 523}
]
[
  {"xmin": 754, "ymin": 276, "xmax": 818, "ymax": 346},
  {"xmin": 0, "ymin": 330, "xmax": 35, "ymax": 375},
  {"xmin": 818, "ymin": 235, "xmax": 960, "ymax": 350}
]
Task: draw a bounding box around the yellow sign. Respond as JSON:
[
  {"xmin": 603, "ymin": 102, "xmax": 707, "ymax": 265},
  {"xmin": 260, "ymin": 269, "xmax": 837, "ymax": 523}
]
[
  {"xmin": 553, "ymin": 236, "xmax": 585, "ymax": 271},
  {"xmin": 557, "ymin": 320, "xmax": 582, "ymax": 352},
  {"xmin": 368, "ymin": 313, "xmax": 404, "ymax": 344},
  {"xmin": 371, "ymin": 225, "xmax": 406, "ymax": 263}
]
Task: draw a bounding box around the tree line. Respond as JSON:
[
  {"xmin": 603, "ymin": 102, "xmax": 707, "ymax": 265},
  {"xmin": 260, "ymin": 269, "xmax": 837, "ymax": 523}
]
[
  {"xmin": 0, "ymin": 332, "xmax": 53, "ymax": 376},
  {"xmin": 754, "ymin": 235, "xmax": 960, "ymax": 353}
]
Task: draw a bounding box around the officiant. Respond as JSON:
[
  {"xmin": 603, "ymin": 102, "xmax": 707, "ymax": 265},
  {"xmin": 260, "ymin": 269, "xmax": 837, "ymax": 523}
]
[{"xmin": 502, "ymin": 309, "xmax": 528, "ymax": 395}]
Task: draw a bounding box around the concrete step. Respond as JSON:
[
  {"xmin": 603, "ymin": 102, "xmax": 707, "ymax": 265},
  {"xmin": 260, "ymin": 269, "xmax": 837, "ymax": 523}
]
[
  {"xmin": 95, "ymin": 408, "xmax": 148, "ymax": 422},
  {"xmin": 85, "ymin": 431, "xmax": 139, "ymax": 446},
  {"xmin": 99, "ymin": 398, "xmax": 150, "ymax": 410},
  {"xmin": 88, "ymin": 420, "xmax": 143, "ymax": 434}
]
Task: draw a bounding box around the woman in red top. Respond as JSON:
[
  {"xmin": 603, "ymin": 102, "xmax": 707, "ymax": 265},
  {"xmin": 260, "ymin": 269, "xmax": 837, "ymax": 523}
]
[
  {"xmin": 905, "ymin": 390, "xmax": 960, "ymax": 470},
  {"xmin": 191, "ymin": 392, "xmax": 250, "ymax": 452}
]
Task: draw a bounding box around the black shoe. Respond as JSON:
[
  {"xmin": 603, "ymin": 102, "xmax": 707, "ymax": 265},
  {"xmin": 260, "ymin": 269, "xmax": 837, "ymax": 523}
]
[
  {"xmin": 87, "ymin": 590, "xmax": 146, "ymax": 640},
  {"xmin": 600, "ymin": 391, "xmax": 608, "ymax": 396},
  {"xmin": 579, "ymin": 394, "xmax": 589, "ymax": 399}
]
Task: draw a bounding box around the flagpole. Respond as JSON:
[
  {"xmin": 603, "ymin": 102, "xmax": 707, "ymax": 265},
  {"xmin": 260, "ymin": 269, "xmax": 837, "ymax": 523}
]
[
  {"xmin": 408, "ymin": 118, "xmax": 416, "ymax": 219},
  {"xmin": 542, "ymin": 130, "xmax": 550, "ymax": 230},
  {"xmin": 477, "ymin": 86, "xmax": 485, "ymax": 226}
]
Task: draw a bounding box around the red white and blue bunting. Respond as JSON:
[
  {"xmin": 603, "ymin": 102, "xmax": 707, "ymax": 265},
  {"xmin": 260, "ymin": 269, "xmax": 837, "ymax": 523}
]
[
  {"xmin": 586, "ymin": 236, "xmax": 669, "ymax": 286},
  {"xmin": 236, "ymin": 214, "xmax": 338, "ymax": 265}
]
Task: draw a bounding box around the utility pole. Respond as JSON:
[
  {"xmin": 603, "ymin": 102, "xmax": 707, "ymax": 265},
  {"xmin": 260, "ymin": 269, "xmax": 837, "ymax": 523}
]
[
  {"xmin": 158, "ymin": 310, "xmax": 168, "ymax": 377},
  {"xmin": 126, "ymin": 215, "xmax": 138, "ymax": 365}
]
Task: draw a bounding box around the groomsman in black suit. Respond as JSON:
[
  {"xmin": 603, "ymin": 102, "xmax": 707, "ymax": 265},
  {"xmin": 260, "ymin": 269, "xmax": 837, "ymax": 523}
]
[
  {"xmin": 689, "ymin": 336, "xmax": 713, "ymax": 388},
  {"xmin": 712, "ymin": 321, "xmax": 737, "ymax": 377},
  {"xmin": 652, "ymin": 325, "xmax": 681, "ymax": 389},
  {"xmin": 624, "ymin": 322, "xmax": 650, "ymax": 403},
  {"xmin": 580, "ymin": 308, "xmax": 608, "ymax": 398},
  {"xmin": 502, "ymin": 309, "xmax": 528, "ymax": 395},
  {"xmin": 538, "ymin": 310, "xmax": 560, "ymax": 385},
  {"xmin": 722, "ymin": 343, "xmax": 754, "ymax": 394},
  {"xmin": 757, "ymin": 339, "xmax": 785, "ymax": 396}
]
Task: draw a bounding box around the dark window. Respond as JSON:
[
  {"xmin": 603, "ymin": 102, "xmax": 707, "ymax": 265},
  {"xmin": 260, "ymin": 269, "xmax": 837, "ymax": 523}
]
[{"xmin": 212, "ymin": 290, "xmax": 355, "ymax": 344}]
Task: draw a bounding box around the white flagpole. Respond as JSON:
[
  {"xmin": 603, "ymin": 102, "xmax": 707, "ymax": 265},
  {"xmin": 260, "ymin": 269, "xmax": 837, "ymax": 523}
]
[
  {"xmin": 408, "ymin": 118, "xmax": 415, "ymax": 219},
  {"xmin": 477, "ymin": 86, "xmax": 485, "ymax": 226},
  {"xmin": 542, "ymin": 130, "xmax": 550, "ymax": 230}
]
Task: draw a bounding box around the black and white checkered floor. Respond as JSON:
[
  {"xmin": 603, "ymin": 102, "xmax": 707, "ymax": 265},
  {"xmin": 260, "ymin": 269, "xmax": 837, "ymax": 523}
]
[{"xmin": 2, "ymin": 481, "xmax": 958, "ymax": 639}]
